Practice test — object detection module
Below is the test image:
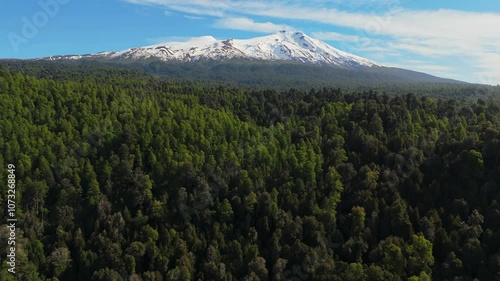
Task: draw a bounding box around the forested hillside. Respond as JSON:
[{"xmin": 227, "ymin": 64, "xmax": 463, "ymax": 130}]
[
  {"xmin": 3, "ymin": 59, "xmax": 500, "ymax": 100},
  {"xmin": 0, "ymin": 65, "xmax": 499, "ymax": 280}
]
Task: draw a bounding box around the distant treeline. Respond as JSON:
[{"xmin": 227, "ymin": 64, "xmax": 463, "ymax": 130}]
[{"xmin": 2, "ymin": 59, "xmax": 499, "ymax": 100}]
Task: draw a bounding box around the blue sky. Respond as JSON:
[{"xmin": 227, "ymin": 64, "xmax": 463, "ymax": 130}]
[{"xmin": 1, "ymin": 0, "xmax": 500, "ymax": 84}]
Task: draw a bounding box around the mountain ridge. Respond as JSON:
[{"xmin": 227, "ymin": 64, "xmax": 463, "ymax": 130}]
[
  {"xmin": 42, "ymin": 30, "xmax": 380, "ymax": 68},
  {"xmin": 29, "ymin": 31, "xmax": 471, "ymax": 87}
]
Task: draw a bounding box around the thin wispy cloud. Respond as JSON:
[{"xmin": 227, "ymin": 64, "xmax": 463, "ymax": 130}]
[
  {"xmin": 214, "ymin": 17, "xmax": 294, "ymax": 33},
  {"xmin": 184, "ymin": 15, "xmax": 204, "ymax": 20},
  {"xmin": 402, "ymin": 62, "xmax": 454, "ymax": 74},
  {"xmin": 312, "ymin": 31, "xmax": 364, "ymax": 43}
]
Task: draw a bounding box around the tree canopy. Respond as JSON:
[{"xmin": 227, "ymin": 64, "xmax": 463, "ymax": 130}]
[{"xmin": 0, "ymin": 64, "xmax": 499, "ymax": 280}]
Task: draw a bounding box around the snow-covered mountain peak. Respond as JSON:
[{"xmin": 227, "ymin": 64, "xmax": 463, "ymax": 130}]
[
  {"xmin": 271, "ymin": 30, "xmax": 306, "ymax": 39},
  {"xmin": 42, "ymin": 31, "xmax": 381, "ymax": 68}
]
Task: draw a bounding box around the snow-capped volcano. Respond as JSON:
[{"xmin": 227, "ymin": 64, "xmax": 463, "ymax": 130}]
[{"xmin": 44, "ymin": 31, "xmax": 380, "ymax": 68}]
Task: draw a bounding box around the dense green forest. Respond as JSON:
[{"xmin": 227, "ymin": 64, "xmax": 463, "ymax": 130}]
[
  {"xmin": 0, "ymin": 64, "xmax": 499, "ymax": 280},
  {"xmin": 2, "ymin": 59, "xmax": 499, "ymax": 101}
]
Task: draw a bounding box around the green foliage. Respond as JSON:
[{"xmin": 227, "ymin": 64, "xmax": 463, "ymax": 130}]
[
  {"xmin": 407, "ymin": 235, "xmax": 434, "ymax": 276},
  {"xmin": 0, "ymin": 65, "xmax": 499, "ymax": 280}
]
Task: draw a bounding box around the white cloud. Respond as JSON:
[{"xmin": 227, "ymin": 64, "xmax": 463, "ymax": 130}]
[
  {"xmin": 408, "ymin": 64, "xmax": 453, "ymax": 73},
  {"xmin": 473, "ymin": 53, "xmax": 500, "ymax": 85},
  {"xmin": 184, "ymin": 15, "xmax": 204, "ymax": 20},
  {"xmin": 312, "ymin": 31, "xmax": 362, "ymax": 43},
  {"xmin": 214, "ymin": 17, "xmax": 293, "ymax": 33},
  {"xmin": 124, "ymin": 0, "xmax": 248, "ymax": 17}
]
